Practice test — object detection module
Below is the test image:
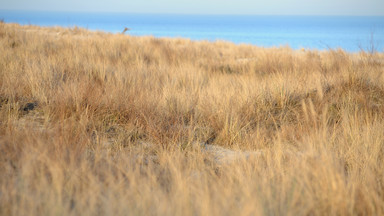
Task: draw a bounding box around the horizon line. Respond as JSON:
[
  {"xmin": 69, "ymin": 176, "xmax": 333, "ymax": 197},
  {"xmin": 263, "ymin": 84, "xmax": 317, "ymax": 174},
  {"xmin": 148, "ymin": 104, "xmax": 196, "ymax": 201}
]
[{"xmin": 1, "ymin": 9, "xmax": 384, "ymax": 17}]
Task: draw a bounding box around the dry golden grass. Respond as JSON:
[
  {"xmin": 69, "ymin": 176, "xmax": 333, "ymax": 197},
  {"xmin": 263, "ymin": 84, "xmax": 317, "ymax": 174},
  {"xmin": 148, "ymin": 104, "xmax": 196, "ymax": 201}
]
[{"xmin": 1, "ymin": 22, "xmax": 384, "ymax": 215}]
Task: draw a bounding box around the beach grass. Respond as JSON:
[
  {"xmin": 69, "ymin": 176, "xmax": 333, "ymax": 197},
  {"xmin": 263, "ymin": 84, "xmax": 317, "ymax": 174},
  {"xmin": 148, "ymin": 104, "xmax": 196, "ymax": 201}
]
[{"xmin": 1, "ymin": 22, "xmax": 384, "ymax": 215}]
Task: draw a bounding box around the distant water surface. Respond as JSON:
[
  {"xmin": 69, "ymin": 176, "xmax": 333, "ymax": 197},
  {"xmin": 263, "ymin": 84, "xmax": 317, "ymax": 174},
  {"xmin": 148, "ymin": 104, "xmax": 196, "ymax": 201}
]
[{"xmin": 1, "ymin": 11, "xmax": 384, "ymax": 52}]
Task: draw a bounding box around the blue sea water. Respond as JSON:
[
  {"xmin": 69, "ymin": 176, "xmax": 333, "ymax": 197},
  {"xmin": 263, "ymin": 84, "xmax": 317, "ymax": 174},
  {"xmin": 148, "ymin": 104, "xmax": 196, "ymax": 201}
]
[{"xmin": 1, "ymin": 10, "xmax": 384, "ymax": 52}]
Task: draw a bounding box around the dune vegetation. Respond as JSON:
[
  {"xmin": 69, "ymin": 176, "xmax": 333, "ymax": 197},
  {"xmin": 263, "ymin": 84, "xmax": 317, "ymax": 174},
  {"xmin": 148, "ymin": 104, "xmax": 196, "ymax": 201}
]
[{"xmin": 1, "ymin": 22, "xmax": 384, "ymax": 215}]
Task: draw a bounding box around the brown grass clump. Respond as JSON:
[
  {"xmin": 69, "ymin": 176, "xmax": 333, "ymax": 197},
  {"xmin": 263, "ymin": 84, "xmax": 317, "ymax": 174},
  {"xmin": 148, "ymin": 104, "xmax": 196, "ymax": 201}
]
[{"xmin": 1, "ymin": 22, "xmax": 384, "ymax": 215}]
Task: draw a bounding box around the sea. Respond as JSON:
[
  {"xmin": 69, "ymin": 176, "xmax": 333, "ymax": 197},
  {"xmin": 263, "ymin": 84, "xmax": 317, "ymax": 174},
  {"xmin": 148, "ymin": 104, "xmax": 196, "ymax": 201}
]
[{"xmin": 1, "ymin": 10, "xmax": 384, "ymax": 52}]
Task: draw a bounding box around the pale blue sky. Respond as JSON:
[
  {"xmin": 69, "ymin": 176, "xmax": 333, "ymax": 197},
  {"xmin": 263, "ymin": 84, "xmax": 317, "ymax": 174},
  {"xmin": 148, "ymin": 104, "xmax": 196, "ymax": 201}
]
[{"xmin": 0, "ymin": 0, "xmax": 383, "ymax": 15}]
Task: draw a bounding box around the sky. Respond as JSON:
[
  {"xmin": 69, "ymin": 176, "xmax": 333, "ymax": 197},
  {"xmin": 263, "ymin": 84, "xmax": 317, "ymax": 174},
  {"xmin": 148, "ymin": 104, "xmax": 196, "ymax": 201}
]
[{"xmin": 0, "ymin": 0, "xmax": 383, "ymax": 16}]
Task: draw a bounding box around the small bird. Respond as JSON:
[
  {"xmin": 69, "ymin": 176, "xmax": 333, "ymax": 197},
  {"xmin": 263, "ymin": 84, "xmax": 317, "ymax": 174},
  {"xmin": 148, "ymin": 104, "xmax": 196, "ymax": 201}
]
[{"xmin": 122, "ymin": 27, "xmax": 130, "ymax": 34}]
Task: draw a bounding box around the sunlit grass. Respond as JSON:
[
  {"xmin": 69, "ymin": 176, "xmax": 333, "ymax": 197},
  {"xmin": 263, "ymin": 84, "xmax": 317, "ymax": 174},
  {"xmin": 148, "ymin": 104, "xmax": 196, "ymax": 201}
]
[{"xmin": 1, "ymin": 22, "xmax": 384, "ymax": 215}]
